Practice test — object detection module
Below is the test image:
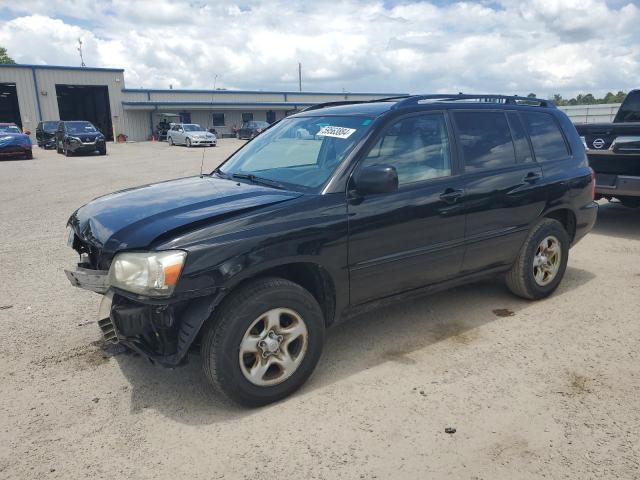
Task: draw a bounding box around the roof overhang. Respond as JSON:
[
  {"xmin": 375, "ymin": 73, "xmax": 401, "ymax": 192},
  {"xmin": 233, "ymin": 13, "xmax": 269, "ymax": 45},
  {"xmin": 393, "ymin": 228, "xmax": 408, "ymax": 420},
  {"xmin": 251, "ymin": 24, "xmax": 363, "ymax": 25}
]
[{"xmin": 122, "ymin": 101, "xmax": 315, "ymax": 111}]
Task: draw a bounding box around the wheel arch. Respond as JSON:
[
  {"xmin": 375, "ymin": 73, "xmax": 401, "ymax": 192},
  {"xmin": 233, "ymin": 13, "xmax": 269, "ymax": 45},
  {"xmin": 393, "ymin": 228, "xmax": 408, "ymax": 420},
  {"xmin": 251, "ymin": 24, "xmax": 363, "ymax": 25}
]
[{"xmin": 542, "ymin": 207, "xmax": 577, "ymax": 242}]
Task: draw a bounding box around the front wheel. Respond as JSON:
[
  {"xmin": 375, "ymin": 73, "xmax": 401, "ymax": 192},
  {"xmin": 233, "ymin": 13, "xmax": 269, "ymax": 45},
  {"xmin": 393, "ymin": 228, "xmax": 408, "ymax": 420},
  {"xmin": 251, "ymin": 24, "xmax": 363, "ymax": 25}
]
[
  {"xmin": 201, "ymin": 277, "xmax": 325, "ymax": 407},
  {"xmin": 168, "ymin": 136, "xmax": 174, "ymax": 146},
  {"xmin": 99, "ymin": 146, "xmax": 107, "ymax": 156},
  {"xmin": 186, "ymin": 137, "xmax": 192, "ymax": 148},
  {"xmin": 506, "ymin": 218, "xmax": 569, "ymax": 300}
]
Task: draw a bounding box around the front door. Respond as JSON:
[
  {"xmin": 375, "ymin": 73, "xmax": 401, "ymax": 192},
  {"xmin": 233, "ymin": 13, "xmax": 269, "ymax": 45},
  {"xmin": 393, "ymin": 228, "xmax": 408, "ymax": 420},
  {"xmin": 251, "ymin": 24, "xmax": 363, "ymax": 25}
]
[
  {"xmin": 451, "ymin": 110, "xmax": 547, "ymax": 274},
  {"xmin": 348, "ymin": 112, "xmax": 466, "ymax": 305}
]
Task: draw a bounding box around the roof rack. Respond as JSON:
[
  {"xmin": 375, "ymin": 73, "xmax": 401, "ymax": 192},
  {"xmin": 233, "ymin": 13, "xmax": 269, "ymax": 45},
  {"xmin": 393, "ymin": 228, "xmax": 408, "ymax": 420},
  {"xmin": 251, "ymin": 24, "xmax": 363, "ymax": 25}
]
[
  {"xmin": 391, "ymin": 94, "xmax": 556, "ymax": 109},
  {"xmin": 300, "ymin": 95, "xmax": 411, "ymax": 112}
]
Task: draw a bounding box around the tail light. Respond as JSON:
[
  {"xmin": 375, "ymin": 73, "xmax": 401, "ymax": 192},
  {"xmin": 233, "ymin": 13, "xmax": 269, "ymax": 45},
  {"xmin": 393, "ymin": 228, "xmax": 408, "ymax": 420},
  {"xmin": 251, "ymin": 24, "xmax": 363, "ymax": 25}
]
[{"xmin": 589, "ymin": 167, "xmax": 596, "ymax": 200}]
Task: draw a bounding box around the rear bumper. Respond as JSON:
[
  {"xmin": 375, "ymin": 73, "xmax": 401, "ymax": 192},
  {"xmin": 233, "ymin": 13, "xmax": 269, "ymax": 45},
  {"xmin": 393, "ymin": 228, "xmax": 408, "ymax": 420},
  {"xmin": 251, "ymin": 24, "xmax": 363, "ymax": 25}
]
[
  {"xmin": 572, "ymin": 201, "xmax": 598, "ymax": 246},
  {"xmin": 595, "ymin": 173, "xmax": 640, "ymax": 198}
]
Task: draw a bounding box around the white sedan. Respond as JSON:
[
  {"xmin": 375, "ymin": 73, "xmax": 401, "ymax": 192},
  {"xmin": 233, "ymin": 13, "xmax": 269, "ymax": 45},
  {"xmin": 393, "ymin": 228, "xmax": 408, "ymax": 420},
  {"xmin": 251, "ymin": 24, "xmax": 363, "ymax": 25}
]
[{"xmin": 167, "ymin": 123, "xmax": 216, "ymax": 147}]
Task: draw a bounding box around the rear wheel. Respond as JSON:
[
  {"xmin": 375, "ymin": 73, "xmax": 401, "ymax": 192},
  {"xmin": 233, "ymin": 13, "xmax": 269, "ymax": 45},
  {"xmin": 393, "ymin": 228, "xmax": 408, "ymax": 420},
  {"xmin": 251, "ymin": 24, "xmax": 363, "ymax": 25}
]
[
  {"xmin": 506, "ymin": 218, "xmax": 569, "ymax": 300},
  {"xmin": 201, "ymin": 277, "xmax": 325, "ymax": 407}
]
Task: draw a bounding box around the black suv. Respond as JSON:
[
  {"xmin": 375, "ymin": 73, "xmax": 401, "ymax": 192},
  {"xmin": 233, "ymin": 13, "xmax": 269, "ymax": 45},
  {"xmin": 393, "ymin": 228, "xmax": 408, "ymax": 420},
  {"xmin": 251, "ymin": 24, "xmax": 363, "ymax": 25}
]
[
  {"xmin": 56, "ymin": 120, "xmax": 107, "ymax": 156},
  {"xmin": 65, "ymin": 94, "xmax": 597, "ymax": 406},
  {"xmin": 35, "ymin": 121, "xmax": 59, "ymax": 149}
]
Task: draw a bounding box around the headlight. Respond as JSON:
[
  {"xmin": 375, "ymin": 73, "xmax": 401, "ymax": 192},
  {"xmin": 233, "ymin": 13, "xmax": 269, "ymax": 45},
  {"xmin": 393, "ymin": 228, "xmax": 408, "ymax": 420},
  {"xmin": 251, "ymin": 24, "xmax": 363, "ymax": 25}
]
[
  {"xmin": 69, "ymin": 137, "xmax": 81, "ymax": 143},
  {"xmin": 580, "ymin": 136, "xmax": 587, "ymax": 149},
  {"xmin": 108, "ymin": 250, "xmax": 187, "ymax": 297}
]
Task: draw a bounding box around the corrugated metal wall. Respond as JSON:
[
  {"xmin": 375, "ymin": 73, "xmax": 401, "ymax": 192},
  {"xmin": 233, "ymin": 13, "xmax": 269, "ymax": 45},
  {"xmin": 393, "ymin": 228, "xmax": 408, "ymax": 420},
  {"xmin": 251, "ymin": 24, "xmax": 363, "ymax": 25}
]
[
  {"xmin": 558, "ymin": 103, "xmax": 621, "ymax": 124},
  {"xmin": 0, "ymin": 66, "xmax": 39, "ymax": 134}
]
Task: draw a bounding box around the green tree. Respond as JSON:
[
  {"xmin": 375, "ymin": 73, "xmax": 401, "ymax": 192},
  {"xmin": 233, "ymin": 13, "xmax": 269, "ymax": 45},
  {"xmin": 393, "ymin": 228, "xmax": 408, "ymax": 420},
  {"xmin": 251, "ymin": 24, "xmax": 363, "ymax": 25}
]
[
  {"xmin": 526, "ymin": 92, "xmax": 537, "ymax": 98},
  {"xmin": 0, "ymin": 46, "xmax": 15, "ymax": 64}
]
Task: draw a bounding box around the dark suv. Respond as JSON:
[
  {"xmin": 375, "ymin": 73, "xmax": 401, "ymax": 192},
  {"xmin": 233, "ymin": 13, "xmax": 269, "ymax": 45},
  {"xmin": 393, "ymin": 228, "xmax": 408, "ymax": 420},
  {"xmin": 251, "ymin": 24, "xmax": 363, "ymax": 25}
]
[
  {"xmin": 56, "ymin": 121, "xmax": 106, "ymax": 156},
  {"xmin": 64, "ymin": 94, "xmax": 597, "ymax": 406},
  {"xmin": 36, "ymin": 121, "xmax": 59, "ymax": 149}
]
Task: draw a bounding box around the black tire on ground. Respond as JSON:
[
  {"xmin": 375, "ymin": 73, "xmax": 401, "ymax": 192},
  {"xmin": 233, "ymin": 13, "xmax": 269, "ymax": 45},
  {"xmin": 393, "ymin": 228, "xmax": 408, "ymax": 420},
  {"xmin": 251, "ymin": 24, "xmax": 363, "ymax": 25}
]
[
  {"xmin": 186, "ymin": 137, "xmax": 192, "ymax": 148},
  {"xmin": 99, "ymin": 147, "xmax": 107, "ymax": 156},
  {"xmin": 505, "ymin": 218, "xmax": 570, "ymax": 300},
  {"xmin": 64, "ymin": 145, "xmax": 72, "ymax": 157},
  {"xmin": 201, "ymin": 277, "xmax": 325, "ymax": 407},
  {"xmin": 24, "ymin": 150, "xmax": 33, "ymax": 160},
  {"xmin": 619, "ymin": 196, "xmax": 640, "ymax": 208},
  {"xmin": 168, "ymin": 136, "xmax": 174, "ymax": 146}
]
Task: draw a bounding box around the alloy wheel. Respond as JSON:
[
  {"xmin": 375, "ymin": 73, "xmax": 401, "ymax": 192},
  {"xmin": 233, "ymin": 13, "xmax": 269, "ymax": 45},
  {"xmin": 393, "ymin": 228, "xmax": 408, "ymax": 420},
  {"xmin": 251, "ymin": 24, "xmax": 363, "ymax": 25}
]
[
  {"xmin": 238, "ymin": 308, "xmax": 309, "ymax": 387},
  {"xmin": 532, "ymin": 235, "xmax": 561, "ymax": 286}
]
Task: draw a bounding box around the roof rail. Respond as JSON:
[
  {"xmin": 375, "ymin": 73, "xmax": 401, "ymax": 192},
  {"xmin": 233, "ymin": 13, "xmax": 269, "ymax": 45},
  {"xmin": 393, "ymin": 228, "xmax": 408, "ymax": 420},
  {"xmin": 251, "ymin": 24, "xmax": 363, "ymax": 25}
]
[
  {"xmin": 300, "ymin": 95, "xmax": 412, "ymax": 112},
  {"xmin": 391, "ymin": 94, "xmax": 556, "ymax": 109}
]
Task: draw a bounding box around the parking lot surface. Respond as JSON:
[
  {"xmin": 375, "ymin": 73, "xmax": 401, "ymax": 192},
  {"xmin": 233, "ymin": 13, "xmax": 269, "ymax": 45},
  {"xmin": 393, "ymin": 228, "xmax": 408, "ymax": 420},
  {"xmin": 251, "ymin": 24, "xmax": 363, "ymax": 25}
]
[{"xmin": 1, "ymin": 141, "xmax": 639, "ymax": 479}]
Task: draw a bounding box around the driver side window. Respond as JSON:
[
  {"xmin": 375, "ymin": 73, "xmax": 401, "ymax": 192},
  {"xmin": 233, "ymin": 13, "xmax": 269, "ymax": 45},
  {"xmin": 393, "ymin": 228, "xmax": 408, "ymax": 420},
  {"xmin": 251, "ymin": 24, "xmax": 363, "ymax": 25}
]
[{"xmin": 361, "ymin": 113, "xmax": 452, "ymax": 185}]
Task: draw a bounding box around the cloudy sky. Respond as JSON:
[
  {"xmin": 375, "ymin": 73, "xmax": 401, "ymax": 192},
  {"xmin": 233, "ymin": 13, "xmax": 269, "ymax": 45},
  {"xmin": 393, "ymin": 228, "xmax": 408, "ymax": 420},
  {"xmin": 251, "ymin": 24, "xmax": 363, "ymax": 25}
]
[{"xmin": 0, "ymin": 0, "xmax": 638, "ymax": 97}]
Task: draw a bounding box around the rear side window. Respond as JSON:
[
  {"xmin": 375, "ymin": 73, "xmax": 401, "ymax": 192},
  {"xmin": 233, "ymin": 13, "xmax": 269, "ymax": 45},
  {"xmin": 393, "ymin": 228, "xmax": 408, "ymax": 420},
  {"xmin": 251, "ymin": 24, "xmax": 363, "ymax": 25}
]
[
  {"xmin": 614, "ymin": 91, "xmax": 640, "ymax": 122},
  {"xmin": 521, "ymin": 112, "xmax": 569, "ymax": 162},
  {"xmin": 453, "ymin": 111, "xmax": 516, "ymax": 171}
]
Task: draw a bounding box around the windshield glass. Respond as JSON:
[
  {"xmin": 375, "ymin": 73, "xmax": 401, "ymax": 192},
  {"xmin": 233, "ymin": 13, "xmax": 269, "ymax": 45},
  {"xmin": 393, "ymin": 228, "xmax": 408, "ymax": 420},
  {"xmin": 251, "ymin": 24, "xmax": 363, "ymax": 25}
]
[
  {"xmin": 0, "ymin": 125, "xmax": 21, "ymax": 134},
  {"xmin": 66, "ymin": 122, "xmax": 97, "ymax": 134},
  {"xmin": 615, "ymin": 91, "xmax": 640, "ymax": 122},
  {"xmin": 42, "ymin": 121, "xmax": 58, "ymax": 131},
  {"xmin": 183, "ymin": 124, "xmax": 203, "ymax": 131},
  {"xmin": 218, "ymin": 115, "xmax": 373, "ymax": 191}
]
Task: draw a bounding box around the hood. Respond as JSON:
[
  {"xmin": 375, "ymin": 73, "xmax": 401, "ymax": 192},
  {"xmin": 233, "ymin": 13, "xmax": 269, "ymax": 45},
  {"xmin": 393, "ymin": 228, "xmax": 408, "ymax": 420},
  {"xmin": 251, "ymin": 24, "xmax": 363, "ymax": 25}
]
[
  {"xmin": 0, "ymin": 132, "xmax": 31, "ymax": 145},
  {"xmin": 68, "ymin": 175, "xmax": 302, "ymax": 256}
]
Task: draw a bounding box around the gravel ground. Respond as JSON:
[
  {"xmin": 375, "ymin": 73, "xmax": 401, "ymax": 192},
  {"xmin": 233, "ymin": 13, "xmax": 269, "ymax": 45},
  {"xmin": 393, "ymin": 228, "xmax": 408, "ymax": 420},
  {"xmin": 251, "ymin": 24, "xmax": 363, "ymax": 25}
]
[{"xmin": 1, "ymin": 141, "xmax": 639, "ymax": 479}]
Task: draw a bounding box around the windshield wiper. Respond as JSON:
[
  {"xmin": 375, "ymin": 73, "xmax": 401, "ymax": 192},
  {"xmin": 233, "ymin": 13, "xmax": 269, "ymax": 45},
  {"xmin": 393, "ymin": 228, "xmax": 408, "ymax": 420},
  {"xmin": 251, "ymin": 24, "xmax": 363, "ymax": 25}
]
[{"xmin": 231, "ymin": 173, "xmax": 286, "ymax": 190}]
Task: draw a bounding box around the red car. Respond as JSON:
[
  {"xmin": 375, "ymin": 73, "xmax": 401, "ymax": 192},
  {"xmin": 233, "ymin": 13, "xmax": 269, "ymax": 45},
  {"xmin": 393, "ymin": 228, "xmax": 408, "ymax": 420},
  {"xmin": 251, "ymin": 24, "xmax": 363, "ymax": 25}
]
[{"xmin": 0, "ymin": 123, "xmax": 33, "ymax": 159}]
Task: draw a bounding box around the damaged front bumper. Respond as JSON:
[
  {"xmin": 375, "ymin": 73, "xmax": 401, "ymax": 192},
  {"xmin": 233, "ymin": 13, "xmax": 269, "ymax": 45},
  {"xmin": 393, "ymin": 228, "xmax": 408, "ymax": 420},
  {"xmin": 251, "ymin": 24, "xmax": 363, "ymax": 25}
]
[{"xmin": 65, "ymin": 265, "xmax": 221, "ymax": 366}]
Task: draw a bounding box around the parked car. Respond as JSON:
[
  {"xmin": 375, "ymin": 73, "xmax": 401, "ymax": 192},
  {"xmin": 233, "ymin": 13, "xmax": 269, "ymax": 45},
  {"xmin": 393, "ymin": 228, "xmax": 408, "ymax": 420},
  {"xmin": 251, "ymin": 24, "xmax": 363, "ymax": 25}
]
[
  {"xmin": 575, "ymin": 89, "xmax": 640, "ymax": 207},
  {"xmin": 64, "ymin": 94, "xmax": 597, "ymax": 406},
  {"xmin": 56, "ymin": 121, "xmax": 106, "ymax": 156},
  {"xmin": 237, "ymin": 120, "xmax": 270, "ymax": 140},
  {"xmin": 36, "ymin": 121, "xmax": 59, "ymax": 149},
  {"xmin": 0, "ymin": 123, "xmax": 32, "ymax": 159},
  {"xmin": 167, "ymin": 123, "xmax": 216, "ymax": 147}
]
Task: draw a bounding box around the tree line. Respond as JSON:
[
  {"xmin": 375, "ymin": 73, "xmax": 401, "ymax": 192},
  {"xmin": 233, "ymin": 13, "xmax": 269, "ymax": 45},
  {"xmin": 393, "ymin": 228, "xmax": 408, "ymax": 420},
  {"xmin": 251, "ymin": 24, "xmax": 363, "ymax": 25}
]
[{"xmin": 527, "ymin": 91, "xmax": 626, "ymax": 106}]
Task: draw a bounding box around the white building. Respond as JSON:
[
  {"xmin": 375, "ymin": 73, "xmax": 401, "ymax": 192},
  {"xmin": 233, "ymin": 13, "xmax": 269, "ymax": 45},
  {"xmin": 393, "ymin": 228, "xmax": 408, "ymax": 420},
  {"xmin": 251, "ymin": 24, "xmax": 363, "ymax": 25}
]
[{"xmin": 0, "ymin": 64, "xmax": 406, "ymax": 141}]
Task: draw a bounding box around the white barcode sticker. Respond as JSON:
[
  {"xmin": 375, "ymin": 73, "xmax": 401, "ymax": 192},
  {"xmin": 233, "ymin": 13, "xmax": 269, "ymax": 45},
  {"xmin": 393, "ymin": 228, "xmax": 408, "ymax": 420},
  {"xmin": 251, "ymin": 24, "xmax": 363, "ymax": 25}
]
[{"xmin": 316, "ymin": 126, "xmax": 356, "ymax": 139}]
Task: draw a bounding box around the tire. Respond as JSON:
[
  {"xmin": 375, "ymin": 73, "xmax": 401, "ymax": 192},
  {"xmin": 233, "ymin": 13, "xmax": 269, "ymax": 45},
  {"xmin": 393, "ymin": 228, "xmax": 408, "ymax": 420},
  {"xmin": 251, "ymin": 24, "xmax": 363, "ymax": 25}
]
[
  {"xmin": 168, "ymin": 136, "xmax": 174, "ymax": 146},
  {"xmin": 24, "ymin": 150, "xmax": 33, "ymax": 160},
  {"xmin": 64, "ymin": 144, "xmax": 72, "ymax": 157},
  {"xmin": 201, "ymin": 277, "xmax": 325, "ymax": 407},
  {"xmin": 99, "ymin": 147, "xmax": 107, "ymax": 156},
  {"xmin": 186, "ymin": 137, "xmax": 192, "ymax": 148},
  {"xmin": 506, "ymin": 218, "xmax": 570, "ymax": 300}
]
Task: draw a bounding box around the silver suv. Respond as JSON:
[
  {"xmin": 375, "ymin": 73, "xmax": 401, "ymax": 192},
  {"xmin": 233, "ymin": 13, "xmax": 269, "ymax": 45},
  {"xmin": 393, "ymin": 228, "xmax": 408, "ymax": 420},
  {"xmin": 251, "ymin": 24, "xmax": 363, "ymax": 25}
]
[{"xmin": 167, "ymin": 123, "xmax": 216, "ymax": 147}]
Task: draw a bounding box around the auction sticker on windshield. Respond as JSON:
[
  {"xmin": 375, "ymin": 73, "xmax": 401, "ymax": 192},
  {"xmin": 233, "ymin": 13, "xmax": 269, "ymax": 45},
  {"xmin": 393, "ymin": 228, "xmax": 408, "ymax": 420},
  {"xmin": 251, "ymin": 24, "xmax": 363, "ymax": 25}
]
[{"xmin": 317, "ymin": 126, "xmax": 356, "ymax": 139}]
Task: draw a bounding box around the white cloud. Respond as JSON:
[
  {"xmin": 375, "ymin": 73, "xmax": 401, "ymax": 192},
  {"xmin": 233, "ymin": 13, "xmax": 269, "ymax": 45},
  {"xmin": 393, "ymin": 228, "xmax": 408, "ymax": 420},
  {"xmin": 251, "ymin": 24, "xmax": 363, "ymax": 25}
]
[{"xmin": 0, "ymin": 0, "xmax": 638, "ymax": 97}]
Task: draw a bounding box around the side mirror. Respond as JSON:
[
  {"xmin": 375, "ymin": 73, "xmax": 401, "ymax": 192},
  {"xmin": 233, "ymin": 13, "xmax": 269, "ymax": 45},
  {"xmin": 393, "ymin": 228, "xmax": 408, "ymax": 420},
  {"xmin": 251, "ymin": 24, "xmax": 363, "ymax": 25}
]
[{"xmin": 354, "ymin": 164, "xmax": 399, "ymax": 195}]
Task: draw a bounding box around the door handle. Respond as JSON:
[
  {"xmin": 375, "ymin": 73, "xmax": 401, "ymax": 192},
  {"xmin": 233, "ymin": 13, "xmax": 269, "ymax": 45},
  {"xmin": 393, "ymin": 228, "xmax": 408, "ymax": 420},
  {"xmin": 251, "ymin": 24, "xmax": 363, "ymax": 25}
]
[
  {"xmin": 523, "ymin": 171, "xmax": 542, "ymax": 183},
  {"xmin": 440, "ymin": 188, "xmax": 464, "ymax": 203}
]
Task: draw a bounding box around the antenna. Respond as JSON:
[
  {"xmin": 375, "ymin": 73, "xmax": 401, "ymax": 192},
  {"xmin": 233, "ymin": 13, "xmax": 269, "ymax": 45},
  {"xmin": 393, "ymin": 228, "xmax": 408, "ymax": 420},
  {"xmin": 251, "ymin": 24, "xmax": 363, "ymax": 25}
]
[{"xmin": 77, "ymin": 38, "xmax": 86, "ymax": 67}]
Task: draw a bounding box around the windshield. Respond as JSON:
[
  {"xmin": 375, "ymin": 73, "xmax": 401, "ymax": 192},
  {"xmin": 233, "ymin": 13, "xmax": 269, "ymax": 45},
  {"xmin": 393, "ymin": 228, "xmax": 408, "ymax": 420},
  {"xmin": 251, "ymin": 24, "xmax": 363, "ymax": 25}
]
[
  {"xmin": 0, "ymin": 125, "xmax": 21, "ymax": 134},
  {"xmin": 42, "ymin": 121, "xmax": 58, "ymax": 131},
  {"xmin": 615, "ymin": 91, "xmax": 640, "ymax": 123},
  {"xmin": 66, "ymin": 122, "xmax": 97, "ymax": 134},
  {"xmin": 218, "ymin": 115, "xmax": 373, "ymax": 191},
  {"xmin": 183, "ymin": 124, "xmax": 203, "ymax": 132}
]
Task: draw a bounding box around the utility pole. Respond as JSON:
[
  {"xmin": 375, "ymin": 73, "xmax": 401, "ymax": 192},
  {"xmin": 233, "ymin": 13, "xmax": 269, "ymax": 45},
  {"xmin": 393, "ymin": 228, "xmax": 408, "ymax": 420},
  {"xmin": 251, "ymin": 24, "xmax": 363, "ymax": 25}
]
[
  {"xmin": 298, "ymin": 62, "xmax": 302, "ymax": 92},
  {"xmin": 77, "ymin": 38, "xmax": 86, "ymax": 67}
]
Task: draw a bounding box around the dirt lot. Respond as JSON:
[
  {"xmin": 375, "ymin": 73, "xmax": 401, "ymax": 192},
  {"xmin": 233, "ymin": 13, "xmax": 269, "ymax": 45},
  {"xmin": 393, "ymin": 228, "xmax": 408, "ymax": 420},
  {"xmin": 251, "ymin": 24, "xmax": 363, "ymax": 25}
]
[{"xmin": 1, "ymin": 141, "xmax": 639, "ymax": 479}]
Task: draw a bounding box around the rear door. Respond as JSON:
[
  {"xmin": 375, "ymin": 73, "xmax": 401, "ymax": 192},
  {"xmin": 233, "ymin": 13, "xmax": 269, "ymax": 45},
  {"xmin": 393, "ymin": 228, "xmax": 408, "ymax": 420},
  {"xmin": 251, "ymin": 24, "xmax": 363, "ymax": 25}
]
[
  {"xmin": 347, "ymin": 112, "xmax": 466, "ymax": 305},
  {"xmin": 452, "ymin": 109, "xmax": 546, "ymax": 274}
]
